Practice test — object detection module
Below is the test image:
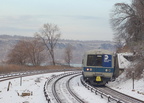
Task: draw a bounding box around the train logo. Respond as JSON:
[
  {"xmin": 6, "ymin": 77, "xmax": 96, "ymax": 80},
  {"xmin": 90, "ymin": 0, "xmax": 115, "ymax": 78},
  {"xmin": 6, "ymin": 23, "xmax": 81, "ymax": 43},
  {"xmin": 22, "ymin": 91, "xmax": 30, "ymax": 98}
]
[
  {"xmin": 104, "ymin": 55, "xmax": 109, "ymax": 62},
  {"xmin": 104, "ymin": 55, "xmax": 111, "ymax": 63}
]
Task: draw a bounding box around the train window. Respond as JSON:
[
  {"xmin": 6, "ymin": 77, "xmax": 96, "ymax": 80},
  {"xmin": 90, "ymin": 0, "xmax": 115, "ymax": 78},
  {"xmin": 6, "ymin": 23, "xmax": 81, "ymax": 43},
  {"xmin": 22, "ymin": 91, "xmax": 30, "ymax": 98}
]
[
  {"xmin": 87, "ymin": 55, "xmax": 96, "ymax": 66},
  {"xmin": 96, "ymin": 56, "xmax": 102, "ymax": 66},
  {"xmin": 87, "ymin": 55, "xmax": 102, "ymax": 66}
]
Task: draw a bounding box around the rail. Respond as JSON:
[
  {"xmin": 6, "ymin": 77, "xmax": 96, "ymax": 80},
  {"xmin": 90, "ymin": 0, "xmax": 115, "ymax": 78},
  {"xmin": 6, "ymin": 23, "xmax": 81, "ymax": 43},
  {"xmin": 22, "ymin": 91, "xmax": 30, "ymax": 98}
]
[
  {"xmin": 43, "ymin": 71, "xmax": 82, "ymax": 103},
  {"xmin": 80, "ymin": 76, "xmax": 124, "ymax": 103},
  {"xmin": 66, "ymin": 74, "xmax": 85, "ymax": 103},
  {"xmin": 0, "ymin": 68, "xmax": 81, "ymax": 81}
]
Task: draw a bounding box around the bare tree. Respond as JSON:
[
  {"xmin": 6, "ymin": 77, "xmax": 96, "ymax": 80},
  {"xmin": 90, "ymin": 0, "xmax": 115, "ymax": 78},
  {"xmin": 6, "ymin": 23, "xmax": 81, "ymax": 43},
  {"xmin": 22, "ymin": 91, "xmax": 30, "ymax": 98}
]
[
  {"xmin": 7, "ymin": 40, "xmax": 28, "ymax": 65},
  {"xmin": 7, "ymin": 39, "xmax": 45, "ymax": 66},
  {"xmin": 110, "ymin": 0, "xmax": 144, "ymax": 44},
  {"xmin": 64, "ymin": 44, "xmax": 73, "ymax": 66},
  {"xmin": 35, "ymin": 23, "xmax": 61, "ymax": 65},
  {"xmin": 113, "ymin": 36, "xmax": 124, "ymax": 53},
  {"xmin": 111, "ymin": 0, "xmax": 144, "ymax": 78},
  {"xmin": 22, "ymin": 39, "xmax": 45, "ymax": 66}
]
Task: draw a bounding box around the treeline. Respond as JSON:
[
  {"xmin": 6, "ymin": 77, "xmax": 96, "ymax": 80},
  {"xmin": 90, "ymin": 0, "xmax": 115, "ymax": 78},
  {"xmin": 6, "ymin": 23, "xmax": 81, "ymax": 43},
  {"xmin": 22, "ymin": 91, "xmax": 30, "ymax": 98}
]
[
  {"xmin": 111, "ymin": 0, "xmax": 144, "ymax": 79},
  {"xmin": 6, "ymin": 23, "xmax": 73, "ymax": 66}
]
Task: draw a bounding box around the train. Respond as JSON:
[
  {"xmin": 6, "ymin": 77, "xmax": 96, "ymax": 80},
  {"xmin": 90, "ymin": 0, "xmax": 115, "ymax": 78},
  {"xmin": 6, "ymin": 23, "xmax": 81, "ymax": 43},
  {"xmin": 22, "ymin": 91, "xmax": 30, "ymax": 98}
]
[{"xmin": 82, "ymin": 49, "xmax": 119, "ymax": 86}]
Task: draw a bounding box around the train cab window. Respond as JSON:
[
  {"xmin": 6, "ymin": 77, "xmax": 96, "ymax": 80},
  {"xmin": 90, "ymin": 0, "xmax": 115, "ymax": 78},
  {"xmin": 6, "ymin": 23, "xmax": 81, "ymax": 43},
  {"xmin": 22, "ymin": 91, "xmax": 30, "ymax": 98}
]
[
  {"xmin": 96, "ymin": 55, "xmax": 102, "ymax": 66},
  {"xmin": 87, "ymin": 55, "xmax": 96, "ymax": 66},
  {"xmin": 87, "ymin": 55, "xmax": 102, "ymax": 66}
]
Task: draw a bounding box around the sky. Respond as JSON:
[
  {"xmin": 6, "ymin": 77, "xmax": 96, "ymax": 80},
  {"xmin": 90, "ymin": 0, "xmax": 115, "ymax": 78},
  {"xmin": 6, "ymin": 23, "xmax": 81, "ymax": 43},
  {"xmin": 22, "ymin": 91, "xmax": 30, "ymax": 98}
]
[{"xmin": 0, "ymin": 0, "xmax": 130, "ymax": 41}]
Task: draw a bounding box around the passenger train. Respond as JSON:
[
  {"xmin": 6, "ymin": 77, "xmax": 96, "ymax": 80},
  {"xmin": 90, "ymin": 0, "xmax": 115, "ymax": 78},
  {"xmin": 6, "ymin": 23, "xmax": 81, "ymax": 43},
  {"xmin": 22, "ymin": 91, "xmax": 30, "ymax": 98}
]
[{"xmin": 82, "ymin": 49, "xmax": 119, "ymax": 86}]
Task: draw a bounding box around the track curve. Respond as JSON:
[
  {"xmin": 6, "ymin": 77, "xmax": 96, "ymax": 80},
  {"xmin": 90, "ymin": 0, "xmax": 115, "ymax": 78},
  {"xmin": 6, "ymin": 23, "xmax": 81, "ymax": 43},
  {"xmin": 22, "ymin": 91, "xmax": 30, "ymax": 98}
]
[{"xmin": 45, "ymin": 72, "xmax": 85, "ymax": 103}]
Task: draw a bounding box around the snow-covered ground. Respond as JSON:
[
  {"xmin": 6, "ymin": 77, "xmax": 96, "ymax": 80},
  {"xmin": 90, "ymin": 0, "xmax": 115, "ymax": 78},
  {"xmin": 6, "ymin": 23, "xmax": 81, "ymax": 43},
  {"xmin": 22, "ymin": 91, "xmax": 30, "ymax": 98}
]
[
  {"xmin": 0, "ymin": 72, "xmax": 108, "ymax": 103},
  {"xmin": 0, "ymin": 71, "xmax": 144, "ymax": 103},
  {"xmin": 71, "ymin": 75, "xmax": 108, "ymax": 103},
  {"xmin": 0, "ymin": 72, "xmax": 62, "ymax": 103},
  {"xmin": 107, "ymin": 73, "xmax": 144, "ymax": 101}
]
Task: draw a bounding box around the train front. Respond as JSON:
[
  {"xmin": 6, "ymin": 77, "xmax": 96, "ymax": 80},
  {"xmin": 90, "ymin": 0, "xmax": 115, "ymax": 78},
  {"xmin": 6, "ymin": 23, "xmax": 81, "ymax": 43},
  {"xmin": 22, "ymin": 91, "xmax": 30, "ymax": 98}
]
[{"xmin": 82, "ymin": 50, "xmax": 115, "ymax": 86}]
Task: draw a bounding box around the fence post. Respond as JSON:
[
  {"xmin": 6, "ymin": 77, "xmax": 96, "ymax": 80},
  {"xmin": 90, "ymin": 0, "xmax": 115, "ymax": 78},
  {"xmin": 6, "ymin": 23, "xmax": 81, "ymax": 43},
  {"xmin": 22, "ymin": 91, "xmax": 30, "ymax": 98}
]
[
  {"xmin": 132, "ymin": 71, "xmax": 135, "ymax": 90},
  {"xmin": 91, "ymin": 88, "xmax": 93, "ymax": 92},
  {"xmin": 48, "ymin": 98, "xmax": 50, "ymax": 103},
  {"xmin": 95, "ymin": 90, "xmax": 97, "ymax": 95},
  {"xmin": 108, "ymin": 96, "xmax": 110, "ymax": 102},
  {"xmin": 101, "ymin": 94, "xmax": 103, "ymax": 98}
]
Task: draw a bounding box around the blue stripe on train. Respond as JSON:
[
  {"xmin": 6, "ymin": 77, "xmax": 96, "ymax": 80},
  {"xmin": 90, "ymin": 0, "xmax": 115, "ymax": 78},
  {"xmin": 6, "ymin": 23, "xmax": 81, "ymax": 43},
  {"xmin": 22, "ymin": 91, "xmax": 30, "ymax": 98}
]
[{"xmin": 83, "ymin": 67, "xmax": 114, "ymax": 73}]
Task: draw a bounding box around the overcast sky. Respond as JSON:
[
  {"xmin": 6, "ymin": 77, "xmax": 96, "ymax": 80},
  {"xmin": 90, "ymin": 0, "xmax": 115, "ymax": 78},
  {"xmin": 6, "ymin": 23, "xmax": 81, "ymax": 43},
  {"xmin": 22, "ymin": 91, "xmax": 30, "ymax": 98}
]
[{"xmin": 0, "ymin": 0, "xmax": 130, "ymax": 41}]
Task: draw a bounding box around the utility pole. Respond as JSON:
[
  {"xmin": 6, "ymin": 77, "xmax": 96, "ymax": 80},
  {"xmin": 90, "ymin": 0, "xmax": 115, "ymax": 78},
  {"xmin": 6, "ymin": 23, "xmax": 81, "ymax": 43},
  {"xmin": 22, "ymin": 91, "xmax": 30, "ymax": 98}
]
[{"xmin": 132, "ymin": 71, "xmax": 135, "ymax": 90}]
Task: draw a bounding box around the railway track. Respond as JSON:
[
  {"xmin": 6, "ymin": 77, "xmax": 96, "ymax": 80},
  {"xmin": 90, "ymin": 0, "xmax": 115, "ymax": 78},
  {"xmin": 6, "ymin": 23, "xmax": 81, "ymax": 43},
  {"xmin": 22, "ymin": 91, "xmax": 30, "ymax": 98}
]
[
  {"xmin": 1, "ymin": 69, "xmax": 143, "ymax": 103},
  {"xmin": 96, "ymin": 86, "xmax": 144, "ymax": 103},
  {"xmin": 44, "ymin": 72, "xmax": 85, "ymax": 103},
  {"xmin": 66, "ymin": 74, "xmax": 85, "ymax": 103},
  {"xmin": 0, "ymin": 69, "xmax": 80, "ymax": 82},
  {"xmin": 81, "ymin": 76, "xmax": 144, "ymax": 103}
]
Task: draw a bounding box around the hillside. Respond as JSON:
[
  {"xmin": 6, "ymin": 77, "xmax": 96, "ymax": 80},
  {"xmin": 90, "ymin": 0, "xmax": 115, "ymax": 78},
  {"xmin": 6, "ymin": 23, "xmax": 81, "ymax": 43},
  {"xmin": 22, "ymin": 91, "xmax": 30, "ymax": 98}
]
[{"xmin": 0, "ymin": 35, "xmax": 115, "ymax": 64}]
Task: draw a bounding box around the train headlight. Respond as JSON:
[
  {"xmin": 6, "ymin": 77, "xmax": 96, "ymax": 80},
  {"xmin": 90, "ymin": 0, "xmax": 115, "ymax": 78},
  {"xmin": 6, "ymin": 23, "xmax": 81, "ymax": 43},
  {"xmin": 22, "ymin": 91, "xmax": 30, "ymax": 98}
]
[
  {"xmin": 105, "ymin": 69, "xmax": 108, "ymax": 72},
  {"xmin": 86, "ymin": 68, "xmax": 92, "ymax": 71},
  {"xmin": 86, "ymin": 68, "xmax": 90, "ymax": 71},
  {"xmin": 105, "ymin": 69, "xmax": 111, "ymax": 72}
]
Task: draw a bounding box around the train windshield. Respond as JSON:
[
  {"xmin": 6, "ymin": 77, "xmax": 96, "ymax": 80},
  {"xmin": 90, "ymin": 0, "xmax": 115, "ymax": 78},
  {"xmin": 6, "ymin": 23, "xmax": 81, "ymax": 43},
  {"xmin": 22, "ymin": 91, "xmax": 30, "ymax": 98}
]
[{"xmin": 87, "ymin": 55, "xmax": 102, "ymax": 66}]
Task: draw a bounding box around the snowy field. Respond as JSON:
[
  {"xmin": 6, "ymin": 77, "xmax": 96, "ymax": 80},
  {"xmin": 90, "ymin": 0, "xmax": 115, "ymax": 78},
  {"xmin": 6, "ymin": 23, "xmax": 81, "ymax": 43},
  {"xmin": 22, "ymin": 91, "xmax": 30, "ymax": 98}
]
[{"xmin": 0, "ymin": 71, "xmax": 144, "ymax": 103}]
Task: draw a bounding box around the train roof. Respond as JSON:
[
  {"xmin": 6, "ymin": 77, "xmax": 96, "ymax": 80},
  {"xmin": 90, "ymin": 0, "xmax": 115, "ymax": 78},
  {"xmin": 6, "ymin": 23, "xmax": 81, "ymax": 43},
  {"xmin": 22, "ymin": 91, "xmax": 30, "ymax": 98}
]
[{"xmin": 84, "ymin": 49, "xmax": 113, "ymax": 55}]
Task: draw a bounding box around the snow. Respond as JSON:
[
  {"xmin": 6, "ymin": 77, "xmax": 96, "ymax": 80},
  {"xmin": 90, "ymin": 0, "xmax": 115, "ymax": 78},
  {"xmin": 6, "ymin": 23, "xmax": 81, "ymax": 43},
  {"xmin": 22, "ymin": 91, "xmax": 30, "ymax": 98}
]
[
  {"xmin": 117, "ymin": 53, "xmax": 133, "ymax": 69},
  {"xmin": 71, "ymin": 75, "xmax": 107, "ymax": 103},
  {"xmin": 0, "ymin": 72, "xmax": 62, "ymax": 103},
  {"xmin": 0, "ymin": 71, "xmax": 144, "ymax": 103},
  {"xmin": 107, "ymin": 74, "xmax": 144, "ymax": 101},
  {"xmin": 0, "ymin": 72, "xmax": 108, "ymax": 103}
]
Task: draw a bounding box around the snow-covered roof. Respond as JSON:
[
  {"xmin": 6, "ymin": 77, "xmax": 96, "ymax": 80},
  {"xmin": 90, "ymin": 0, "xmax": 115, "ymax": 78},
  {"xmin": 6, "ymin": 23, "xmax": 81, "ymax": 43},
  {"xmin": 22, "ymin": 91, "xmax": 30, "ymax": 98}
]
[
  {"xmin": 117, "ymin": 52, "xmax": 133, "ymax": 69},
  {"xmin": 85, "ymin": 49, "xmax": 113, "ymax": 55}
]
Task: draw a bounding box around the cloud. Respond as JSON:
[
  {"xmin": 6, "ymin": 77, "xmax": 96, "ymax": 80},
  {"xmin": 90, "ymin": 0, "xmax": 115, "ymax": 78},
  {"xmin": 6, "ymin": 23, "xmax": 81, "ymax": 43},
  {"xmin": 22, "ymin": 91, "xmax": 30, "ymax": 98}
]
[
  {"xmin": 0, "ymin": 14, "xmax": 113, "ymax": 40},
  {"xmin": 63, "ymin": 15, "xmax": 100, "ymax": 20},
  {"xmin": 0, "ymin": 26, "xmax": 35, "ymax": 32}
]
